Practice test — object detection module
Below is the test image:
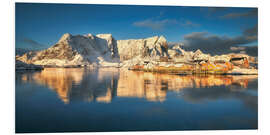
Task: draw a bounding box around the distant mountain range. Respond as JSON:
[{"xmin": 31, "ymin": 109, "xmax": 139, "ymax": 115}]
[
  {"xmin": 15, "ymin": 33, "xmax": 258, "ymax": 75},
  {"xmin": 167, "ymin": 42, "xmax": 258, "ymax": 57}
]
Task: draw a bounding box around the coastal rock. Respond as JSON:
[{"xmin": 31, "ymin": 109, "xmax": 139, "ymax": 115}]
[
  {"xmin": 227, "ymin": 68, "xmax": 258, "ymax": 75},
  {"xmin": 16, "ymin": 51, "xmax": 37, "ymax": 64},
  {"xmin": 16, "ymin": 60, "xmax": 43, "ymax": 70}
]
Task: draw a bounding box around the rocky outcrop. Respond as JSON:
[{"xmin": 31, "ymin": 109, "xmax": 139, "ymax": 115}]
[
  {"xmin": 227, "ymin": 68, "xmax": 258, "ymax": 75},
  {"xmin": 117, "ymin": 36, "xmax": 168, "ymax": 61},
  {"xmin": 168, "ymin": 45, "xmax": 195, "ymax": 63},
  {"xmin": 96, "ymin": 34, "xmax": 119, "ymax": 58},
  {"xmin": 15, "ymin": 60, "xmax": 43, "ymax": 70}
]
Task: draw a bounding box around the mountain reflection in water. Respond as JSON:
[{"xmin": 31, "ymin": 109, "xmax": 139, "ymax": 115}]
[{"xmin": 18, "ymin": 68, "xmax": 258, "ymax": 105}]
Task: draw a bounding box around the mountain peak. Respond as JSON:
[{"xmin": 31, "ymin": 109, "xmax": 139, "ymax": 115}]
[
  {"xmin": 194, "ymin": 49, "xmax": 202, "ymax": 54},
  {"xmin": 96, "ymin": 34, "xmax": 112, "ymax": 37},
  {"xmin": 58, "ymin": 33, "xmax": 72, "ymax": 43},
  {"xmin": 157, "ymin": 35, "xmax": 167, "ymax": 44}
]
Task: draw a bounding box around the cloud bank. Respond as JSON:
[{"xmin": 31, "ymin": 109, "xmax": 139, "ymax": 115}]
[
  {"xmin": 133, "ymin": 18, "xmax": 200, "ymax": 30},
  {"xmin": 133, "ymin": 19, "xmax": 178, "ymax": 30},
  {"xmin": 182, "ymin": 25, "xmax": 258, "ymax": 55},
  {"xmin": 221, "ymin": 9, "xmax": 258, "ymax": 19}
]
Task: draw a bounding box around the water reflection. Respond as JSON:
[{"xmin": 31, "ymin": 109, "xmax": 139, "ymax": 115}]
[{"xmin": 18, "ymin": 68, "xmax": 258, "ymax": 104}]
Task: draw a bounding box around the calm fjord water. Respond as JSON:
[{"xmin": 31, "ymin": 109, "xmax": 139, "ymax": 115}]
[{"xmin": 15, "ymin": 68, "xmax": 258, "ymax": 133}]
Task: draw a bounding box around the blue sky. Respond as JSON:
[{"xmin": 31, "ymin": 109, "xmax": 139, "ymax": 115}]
[{"xmin": 15, "ymin": 3, "xmax": 258, "ymax": 51}]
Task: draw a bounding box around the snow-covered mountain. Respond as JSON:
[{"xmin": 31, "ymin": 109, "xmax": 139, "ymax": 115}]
[{"xmin": 16, "ymin": 33, "xmax": 169, "ymax": 67}]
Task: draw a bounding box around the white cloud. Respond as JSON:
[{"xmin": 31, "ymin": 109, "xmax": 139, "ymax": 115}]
[
  {"xmin": 133, "ymin": 19, "xmax": 178, "ymax": 30},
  {"xmin": 133, "ymin": 18, "xmax": 200, "ymax": 30}
]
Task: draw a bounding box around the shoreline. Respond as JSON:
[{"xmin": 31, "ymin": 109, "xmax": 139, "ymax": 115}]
[{"xmin": 15, "ymin": 66, "xmax": 258, "ymax": 76}]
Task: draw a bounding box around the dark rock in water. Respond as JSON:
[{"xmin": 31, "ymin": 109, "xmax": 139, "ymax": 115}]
[{"xmin": 15, "ymin": 60, "xmax": 43, "ymax": 70}]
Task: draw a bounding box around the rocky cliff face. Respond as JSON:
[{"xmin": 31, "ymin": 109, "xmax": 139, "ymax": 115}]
[{"xmin": 117, "ymin": 35, "xmax": 168, "ymax": 61}]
